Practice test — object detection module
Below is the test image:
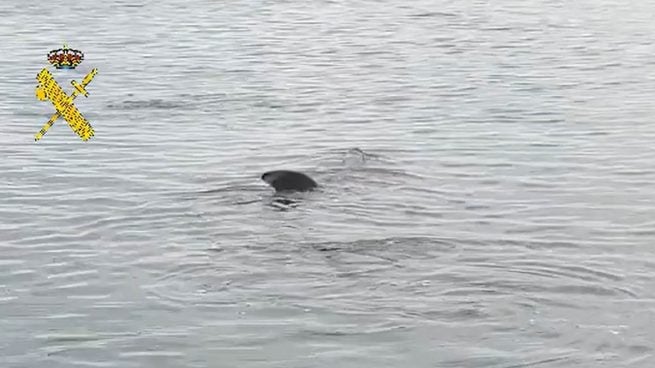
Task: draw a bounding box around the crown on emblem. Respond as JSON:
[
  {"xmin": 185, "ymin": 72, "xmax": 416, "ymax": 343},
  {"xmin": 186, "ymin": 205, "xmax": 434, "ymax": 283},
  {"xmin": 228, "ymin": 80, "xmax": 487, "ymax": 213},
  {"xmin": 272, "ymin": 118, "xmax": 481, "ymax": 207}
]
[{"xmin": 47, "ymin": 44, "xmax": 84, "ymax": 69}]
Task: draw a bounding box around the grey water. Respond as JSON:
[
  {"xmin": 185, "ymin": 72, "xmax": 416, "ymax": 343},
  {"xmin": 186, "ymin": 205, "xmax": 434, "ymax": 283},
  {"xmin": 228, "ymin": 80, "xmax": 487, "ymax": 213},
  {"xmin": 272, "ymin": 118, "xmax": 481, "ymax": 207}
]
[{"xmin": 1, "ymin": 0, "xmax": 655, "ymax": 367}]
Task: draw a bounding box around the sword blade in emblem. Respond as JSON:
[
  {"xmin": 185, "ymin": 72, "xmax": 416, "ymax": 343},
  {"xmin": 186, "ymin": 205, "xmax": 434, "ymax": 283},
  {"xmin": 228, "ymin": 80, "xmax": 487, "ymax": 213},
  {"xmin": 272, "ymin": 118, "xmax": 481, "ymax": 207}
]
[{"xmin": 34, "ymin": 68, "xmax": 98, "ymax": 141}]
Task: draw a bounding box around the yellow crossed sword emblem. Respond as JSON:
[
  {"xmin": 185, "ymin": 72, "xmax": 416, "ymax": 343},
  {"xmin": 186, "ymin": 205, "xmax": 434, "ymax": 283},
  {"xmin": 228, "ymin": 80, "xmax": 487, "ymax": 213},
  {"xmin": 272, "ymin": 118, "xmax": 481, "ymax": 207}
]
[{"xmin": 34, "ymin": 68, "xmax": 98, "ymax": 141}]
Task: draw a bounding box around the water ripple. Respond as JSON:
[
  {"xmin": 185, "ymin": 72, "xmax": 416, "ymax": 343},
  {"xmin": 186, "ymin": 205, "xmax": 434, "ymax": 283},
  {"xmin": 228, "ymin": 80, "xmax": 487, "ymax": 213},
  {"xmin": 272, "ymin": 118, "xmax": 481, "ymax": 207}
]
[{"xmin": 2, "ymin": 0, "xmax": 655, "ymax": 366}]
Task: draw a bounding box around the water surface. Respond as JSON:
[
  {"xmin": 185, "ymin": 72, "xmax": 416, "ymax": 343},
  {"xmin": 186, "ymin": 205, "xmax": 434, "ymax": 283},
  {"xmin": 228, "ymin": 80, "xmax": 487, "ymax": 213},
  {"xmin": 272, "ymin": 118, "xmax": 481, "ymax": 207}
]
[{"xmin": 1, "ymin": 0, "xmax": 655, "ymax": 367}]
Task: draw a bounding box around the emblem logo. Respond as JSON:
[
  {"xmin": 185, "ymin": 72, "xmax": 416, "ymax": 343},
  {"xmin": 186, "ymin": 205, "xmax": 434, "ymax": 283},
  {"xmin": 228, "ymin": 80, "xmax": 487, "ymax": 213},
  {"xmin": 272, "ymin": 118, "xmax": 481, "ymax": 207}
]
[
  {"xmin": 47, "ymin": 44, "xmax": 84, "ymax": 70},
  {"xmin": 34, "ymin": 44, "xmax": 98, "ymax": 142}
]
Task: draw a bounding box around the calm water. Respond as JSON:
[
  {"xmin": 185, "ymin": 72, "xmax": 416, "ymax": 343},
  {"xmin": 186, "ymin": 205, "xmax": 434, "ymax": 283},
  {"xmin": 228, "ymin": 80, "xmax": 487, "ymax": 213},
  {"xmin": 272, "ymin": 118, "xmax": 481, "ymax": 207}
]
[{"xmin": 1, "ymin": 0, "xmax": 655, "ymax": 367}]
